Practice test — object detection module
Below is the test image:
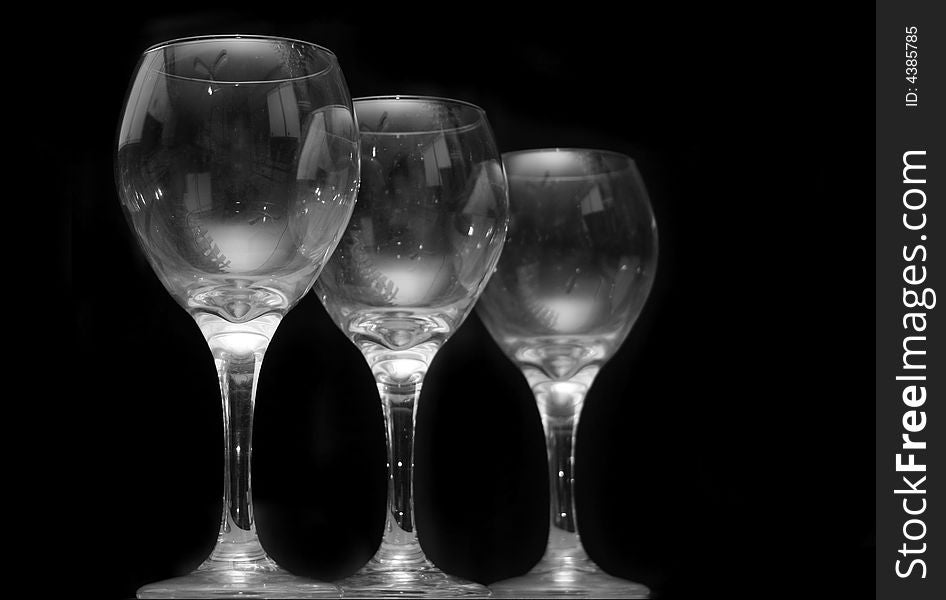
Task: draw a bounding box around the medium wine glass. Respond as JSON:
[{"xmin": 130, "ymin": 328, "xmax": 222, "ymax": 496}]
[
  {"xmin": 314, "ymin": 95, "xmax": 508, "ymax": 597},
  {"xmin": 475, "ymin": 148, "xmax": 657, "ymax": 598},
  {"xmin": 115, "ymin": 35, "xmax": 360, "ymax": 598}
]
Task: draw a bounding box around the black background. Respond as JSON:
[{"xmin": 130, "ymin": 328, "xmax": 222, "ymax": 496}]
[{"xmin": 60, "ymin": 4, "xmax": 873, "ymax": 599}]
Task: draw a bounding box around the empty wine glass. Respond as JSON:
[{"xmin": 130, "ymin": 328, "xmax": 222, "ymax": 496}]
[
  {"xmin": 475, "ymin": 148, "xmax": 657, "ymax": 598},
  {"xmin": 314, "ymin": 95, "xmax": 508, "ymax": 597},
  {"xmin": 115, "ymin": 35, "xmax": 360, "ymax": 598}
]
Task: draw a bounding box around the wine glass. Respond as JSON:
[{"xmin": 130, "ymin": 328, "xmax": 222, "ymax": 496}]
[
  {"xmin": 115, "ymin": 35, "xmax": 360, "ymax": 598},
  {"xmin": 475, "ymin": 148, "xmax": 657, "ymax": 598},
  {"xmin": 314, "ymin": 95, "xmax": 508, "ymax": 597}
]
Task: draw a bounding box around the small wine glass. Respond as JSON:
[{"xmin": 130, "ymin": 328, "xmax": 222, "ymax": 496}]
[
  {"xmin": 115, "ymin": 35, "xmax": 360, "ymax": 598},
  {"xmin": 475, "ymin": 148, "xmax": 657, "ymax": 598},
  {"xmin": 314, "ymin": 95, "xmax": 508, "ymax": 597}
]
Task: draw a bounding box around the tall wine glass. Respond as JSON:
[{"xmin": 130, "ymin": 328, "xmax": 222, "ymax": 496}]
[
  {"xmin": 314, "ymin": 96, "xmax": 508, "ymax": 597},
  {"xmin": 115, "ymin": 35, "xmax": 360, "ymax": 598},
  {"xmin": 475, "ymin": 148, "xmax": 657, "ymax": 598}
]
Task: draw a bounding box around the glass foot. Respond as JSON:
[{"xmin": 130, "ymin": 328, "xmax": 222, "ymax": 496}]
[
  {"xmin": 137, "ymin": 568, "xmax": 341, "ymax": 598},
  {"xmin": 339, "ymin": 559, "xmax": 489, "ymax": 598},
  {"xmin": 489, "ymin": 564, "xmax": 649, "ymax": 599}
]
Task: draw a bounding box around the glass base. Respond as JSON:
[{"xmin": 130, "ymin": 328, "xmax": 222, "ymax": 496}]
[
  {"xmin": 339, "ymin": 560, "xmax": 489, "ymax": 598},
  {"xmin": 137, "ymin": 569, "xmax": 341, "ymax": 598},
  {"xmin": 488, "ymin": 564, "xmax": 650, "ymax": 599}
]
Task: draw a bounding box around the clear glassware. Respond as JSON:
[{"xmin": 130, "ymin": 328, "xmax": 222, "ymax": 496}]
[
  {"xmin": 115, "ymin": 35, "xmax": 360, "ymax": 598},
  {"xmin": 475, "ymin": 148, "xmax": 657, "ymax": 598},
  {"xmin": 314, "ymin": 95, "xmax": 508, "ymax": 597}
]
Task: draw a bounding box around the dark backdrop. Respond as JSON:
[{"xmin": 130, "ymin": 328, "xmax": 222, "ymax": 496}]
[{"xmin": 64, "ymin": 5, "xmax": 873, "ymax": 599}]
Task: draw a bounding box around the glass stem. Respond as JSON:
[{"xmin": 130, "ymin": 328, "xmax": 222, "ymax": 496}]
[
  {"xmin": 195, "ymin": 313, "xmax": 281, "ymax": 571},
  {"xmin": 537, "ymin": 385, "xmax": 592, "ymax": 571},
  {"xmin": 372, "ymin": 375, "xmax": 428, "ymax": 568}
]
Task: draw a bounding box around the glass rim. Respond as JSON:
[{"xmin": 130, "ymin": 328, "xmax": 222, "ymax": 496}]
[
  {"xmin": 501, "ymin": 147, "xmax": 639, "ymax": 180},
  {"xmin": 353, "ymin": 95, "xmax": 488, "ymax": 136},
  {"xmin": 141, "ymin": 34, "xmax": 338, "ymax": 84},
  {"xmin": 354, "ymin": 94, "xmax": 486, "ymax": 113}
]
